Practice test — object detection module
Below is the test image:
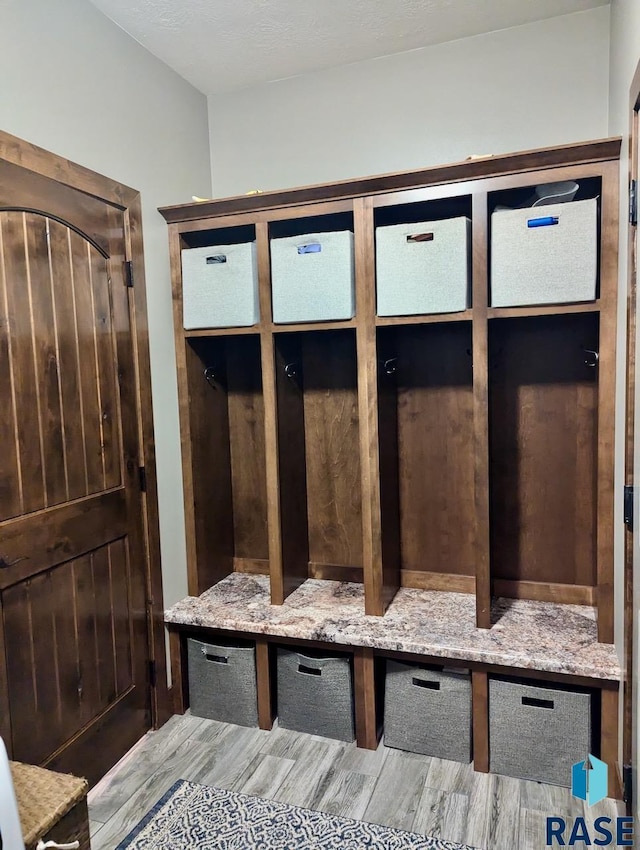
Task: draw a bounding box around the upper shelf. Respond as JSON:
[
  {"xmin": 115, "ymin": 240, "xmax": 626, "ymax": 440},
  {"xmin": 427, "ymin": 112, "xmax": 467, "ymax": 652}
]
[{"xmin": 158, "ymin": 137, "xmax": 622, "ymax": 224}]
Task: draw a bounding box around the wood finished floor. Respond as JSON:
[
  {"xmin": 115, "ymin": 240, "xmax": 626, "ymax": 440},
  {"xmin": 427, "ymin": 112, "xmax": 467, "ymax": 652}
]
[{"xmin": 88, "ymin": 713, "xmax": 624, "ymax": 849}]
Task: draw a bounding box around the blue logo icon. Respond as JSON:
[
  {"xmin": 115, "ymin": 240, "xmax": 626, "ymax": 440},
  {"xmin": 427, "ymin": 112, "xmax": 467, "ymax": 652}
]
[{"xmin": 571, "ymin": 754, "xmax": 608, "ymax": 807}]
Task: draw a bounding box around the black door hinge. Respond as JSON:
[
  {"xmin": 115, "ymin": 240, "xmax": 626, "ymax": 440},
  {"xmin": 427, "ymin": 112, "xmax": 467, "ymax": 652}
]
[
  {"xmin": 148, "ymin": 660, "xmax": 157, "ymax": 688},
  {"xmin": 624, "ymin": 484, "xmax": 634, "ymax": 530},
  {"xmin": 630, "ymin": 179, "xmax": 637, "ymax": 226},
  {"xmin": 139, "ymin": 466, "xmax": 147, "ymax": 493},
  {"xmin": 124, "ymin": 260, "xmax": 134, "ymax": 288},
  {"xmin": 623, "ymin": 763, "xmax": 633, "ymax": 804}
]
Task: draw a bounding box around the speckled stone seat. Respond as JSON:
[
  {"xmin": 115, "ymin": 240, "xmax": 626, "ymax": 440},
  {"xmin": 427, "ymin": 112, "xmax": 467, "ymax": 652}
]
[{"xmin": 10, "ymin": 760, "xmax": 90, "ymax": 850}]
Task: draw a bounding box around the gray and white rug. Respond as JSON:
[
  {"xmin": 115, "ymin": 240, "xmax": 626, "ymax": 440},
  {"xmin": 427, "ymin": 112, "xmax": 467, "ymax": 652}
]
[{"xmin": 116, "ymin": 780, "xmax": 479, "ymax": 849}]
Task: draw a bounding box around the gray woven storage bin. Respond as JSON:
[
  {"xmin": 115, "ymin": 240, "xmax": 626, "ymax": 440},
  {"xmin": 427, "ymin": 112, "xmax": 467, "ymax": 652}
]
[
  {"xmin": 384, "ymin": 661, "xmax": 472, "ymax": 762},
  {"xmin": 491, "ymin": 198, "xmax": 597, "ymax": 307},
  {"xmin": 187, "ymin": 637, "xmax": 259, "ymax": 727},
  {"xmin": 270, "ymin": 231, "xmax": 355, "ymax": 323},
  {"xmin": 276, "ymin": 648, "xmax": 355, "ymax": 742},
  {"xmin": 489, "ymin": 678, "xmax": 591, "ymax": 787},
  {"xmin": 181, "ymin": 243, "xmax": 259, "ymax": 329},
  {"xmin": 376, "ymin": 217, "xmax": 470, "ymax": 316}
]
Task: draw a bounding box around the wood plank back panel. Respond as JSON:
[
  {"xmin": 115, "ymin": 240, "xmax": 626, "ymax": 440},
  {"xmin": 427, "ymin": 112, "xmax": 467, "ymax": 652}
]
[
  {"xmin": 226, "ymin": 336, "xmax": 269, "ymax": 562},
  {"xmin": 185, "ymin": 338, "xmax": 234, "ymax": 591},
  {"xmin": 302, "ymin": 330, "xmax": 362, "ymax": 571},
  {"xmin": 3, "ymin": 539, "xmax": 132, "ymax": 766},
  {"xmin": 489, "ymin": 314, "xmax": 599, "ymax": 587},
  {"xmin": 0, "ymin": 212, "xmax": 122, "ymax": 521},
  {"xmin": 395, "ymin": 323, "xmax": 474, "ymax": 577},
  {"xmin": 273, "ymin": 333, "xmax": 310, "ymax": 598}
]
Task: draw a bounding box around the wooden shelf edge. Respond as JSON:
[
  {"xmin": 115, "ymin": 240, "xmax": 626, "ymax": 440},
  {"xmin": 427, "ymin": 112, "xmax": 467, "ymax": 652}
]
[
  {"xmin": 488, "ymin": 302, "xmax": 600, "ymax": 319},
  {"xmin": 184, "ymin": 325, "xmax": 262, "ymax": 338},
  {"xmin": 376, "ymin": 310, "xmax": 473, "ymax": 327},
  {"xmin": 159, "ymin": 137, "xmax": 622, "ymax": 223}
]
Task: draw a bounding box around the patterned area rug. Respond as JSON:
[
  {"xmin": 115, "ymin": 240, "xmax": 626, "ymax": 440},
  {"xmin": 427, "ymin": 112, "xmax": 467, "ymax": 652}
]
[{"xmin": 116, "ymin": 780, "xmax": 477, "ymax": 849}]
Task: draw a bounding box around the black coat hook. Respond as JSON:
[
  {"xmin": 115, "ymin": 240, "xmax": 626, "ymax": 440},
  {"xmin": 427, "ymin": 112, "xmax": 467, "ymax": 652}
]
[
  {"xmin": 204, "ymin": 366, "xmax": 219, "ymax": 388},
  {"xmin": 582, "ymin": 348, "xmax": 599, "ymax": 368},
  {"xmin": 381, "ymin": 357, "xmax": 398, "ymax": 376}
]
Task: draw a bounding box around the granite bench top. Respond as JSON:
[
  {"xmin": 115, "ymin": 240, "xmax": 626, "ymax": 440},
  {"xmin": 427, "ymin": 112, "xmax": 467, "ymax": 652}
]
[{"xmin": 165, "ymin": 573, "xmax": 621, "ymax": 682}]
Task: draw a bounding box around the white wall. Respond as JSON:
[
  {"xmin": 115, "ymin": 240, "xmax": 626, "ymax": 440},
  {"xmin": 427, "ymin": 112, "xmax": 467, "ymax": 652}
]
[
  {"xmin": 208, "ymin": 7, "xmax": 610, "ymax": 197},
  {"xmin": 0, "ymin": 0, "xmax": 212, "ymax": 613}
]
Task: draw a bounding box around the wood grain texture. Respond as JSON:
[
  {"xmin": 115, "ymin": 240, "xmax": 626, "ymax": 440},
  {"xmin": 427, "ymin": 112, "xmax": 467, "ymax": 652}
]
[
  {"xmin": 89, "ymin": 713, "xmax": 625, "ymax": 848},
  {"xmin": 0, "ymin": 133, "xmax": 163, "ymax": 779},
  {"xmin": 492, "ymin": 579, "xmax": 595, "ymax": 605},
  {"xmin": 471, "ymin": 193, "xmax": 491, "ymax": 628},
  {"xmin": 255, "ymin": 638, "xmax": 274, "ymax": 731},
  {"xmin": 354, "ymin": 197, "xmax": 399, "ymax": 615},
  {"xmin": 489, "ymin": 314, "xmax": 598, "ymax": 588},
  {"xmin": 401, "ymin": 571, "xmax": 475, "ymax": 593},
  {"xmin": 303, "ymin": 330, "xmax": 362, "ymax": 569},
  {"xmin": 123, "ymin": 195, "xmax": 170, "ymax": 727},
  {"xmin": 600, "ymin": 687, "xmax": 622, "ymax": 800},
  {"xmin": 273, "ymin": 332, "xmax": 310, "ymax": 600},
  {"xmin": 595, "ymin": 160, "xmax": 620, "ymax": 643},
  {"xmin": 185, "ymin": 338, "xmax": 234, "ymax": 590},
  {"xmin": 159, "ymin": 138, "xmax": 622, "ymax": 222},
  {"xmin": 226, "ymin": 336, "xmax": 269, "ymax": 560},
  {"xmin": 394, "ymin": 324, "xmax": 474, "ymax": 577},
  {"xmin": 472, "ymin": 671, "xmax": 489, "ymax": 772},
  {"xmin": 353, "ymin": 647, "xmax": 379, "ymax": 750}
]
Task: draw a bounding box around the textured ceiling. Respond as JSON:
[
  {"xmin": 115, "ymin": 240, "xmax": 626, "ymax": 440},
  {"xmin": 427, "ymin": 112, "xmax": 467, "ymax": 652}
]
[{"xmin": 88, "ymin": 0, "xmax": 609, "ymax": 95}]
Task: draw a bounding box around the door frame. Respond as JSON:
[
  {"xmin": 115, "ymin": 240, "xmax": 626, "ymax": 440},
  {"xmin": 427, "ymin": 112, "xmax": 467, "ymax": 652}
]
[
  {"xmin": 0, "ymin": 129, "xmax": 170, "ymax": 735},
  {"xmin": 624, "ymin": 61, "xmax": 640, "ymax": 813}
]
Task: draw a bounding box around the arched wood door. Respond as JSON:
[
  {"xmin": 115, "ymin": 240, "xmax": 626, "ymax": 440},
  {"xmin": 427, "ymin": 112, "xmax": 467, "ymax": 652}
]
[{"xmin": 0, "ymin": 157, "xmax": 152, "ymax": 784}]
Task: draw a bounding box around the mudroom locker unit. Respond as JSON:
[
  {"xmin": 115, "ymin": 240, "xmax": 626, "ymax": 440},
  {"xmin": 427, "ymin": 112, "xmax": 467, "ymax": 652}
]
[{"xmin": 160, "ymin": 137, "xmax": 623, "ymax": 798}]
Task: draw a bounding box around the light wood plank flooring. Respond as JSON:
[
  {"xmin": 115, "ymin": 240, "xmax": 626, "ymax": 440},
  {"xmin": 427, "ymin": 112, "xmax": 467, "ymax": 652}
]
[{"xmin": 88, "ymin": 714, "xmax": 624, "ymax": 849}]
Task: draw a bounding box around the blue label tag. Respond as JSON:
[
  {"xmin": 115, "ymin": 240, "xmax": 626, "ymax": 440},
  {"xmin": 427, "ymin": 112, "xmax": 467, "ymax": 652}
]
[
  {"xmin": 527, "ymin": 216, "xmax": 559, "ymax": 228},
  {"xmin": 298, "ymin": 243, "xmax": 322, "ymax": 254}
]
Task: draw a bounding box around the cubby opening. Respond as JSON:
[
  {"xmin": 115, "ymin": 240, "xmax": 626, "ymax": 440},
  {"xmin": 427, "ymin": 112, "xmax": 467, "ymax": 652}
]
[
  {"xmin": 488, "ymin": 177, "xmax": 601, "ymax": 215},
  {"xmin": 373, "ymin": 195, "xmax": 472, "ymax": 229},
  {"xmin": 274, "ymin": 329, "xmax": 363, "ymax": 583},
  {"xmin": 373, "ymin": 196, "xmax": 473, "ymax": 321},
  {"xmin": 186, "ymin": 334, "xmax": 268, "ymax": 592},
  {"xmin": 488, "ymin": 313, "xmax": 599, "ymax": 598},
  {"xmin": 377, "ymin": 323, "xmax": 475, "ymax": 590},
  {"xmin": 180, "ymin": 223, "xmax": 256, "ymax": 250},
  {"xmin": 268, "ymin": 211, "xmax": 354, "ymax": 240},
  {"xmin": 488, "ymin": 178, "xmax": 602, "ymax": 307}
]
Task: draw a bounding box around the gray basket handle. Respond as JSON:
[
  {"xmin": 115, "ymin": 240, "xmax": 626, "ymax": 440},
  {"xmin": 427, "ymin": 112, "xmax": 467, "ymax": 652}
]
[
  {"xmin": 202, "ymin": 646, "xmax": 229, "ymax": 664},
  {"xmin": 522, "ymin": 696, "xmax": 554, "ymax": 709},
  {"xmin": 206, "ymin": 254, "xmax": 227, "ymax": 264},
  {"xmin": 298, "ymin": 663, "xmax": 322, "ymax": 676},
  {"xmin": 297, "ymin": 243, "xmax": 322, "ymax": 255},
  {"xmin": 412, "ymin": 677, "xmax": 440, "ymax": 691},
  {"xmin": 406, "ymin": 232, "xmax": 434, "ymax": 243}
]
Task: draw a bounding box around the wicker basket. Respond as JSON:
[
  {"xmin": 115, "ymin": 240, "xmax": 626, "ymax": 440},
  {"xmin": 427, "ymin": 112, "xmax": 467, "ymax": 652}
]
[{"xmin": 10, "ymin": 760, "xmax": 90, "ymax": 850}]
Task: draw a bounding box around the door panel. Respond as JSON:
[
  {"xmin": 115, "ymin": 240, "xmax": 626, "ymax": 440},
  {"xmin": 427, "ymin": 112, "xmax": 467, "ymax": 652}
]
[{"xmin": 0, "ymin": 158, "xmax": 151, "ymax": 784}]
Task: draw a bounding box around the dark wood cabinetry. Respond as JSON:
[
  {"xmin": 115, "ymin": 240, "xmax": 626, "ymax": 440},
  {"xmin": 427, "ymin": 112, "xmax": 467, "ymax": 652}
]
[{"xmin": 161, "ymin": 137, "xmax": 620, "ymax": 641}]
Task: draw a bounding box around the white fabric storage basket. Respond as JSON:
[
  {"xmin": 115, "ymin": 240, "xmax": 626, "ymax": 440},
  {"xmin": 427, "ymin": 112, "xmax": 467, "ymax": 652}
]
[
  {"xmin": 181, "ymin": 243, "xmax": 259, "ymax": 329},
  {"xmin": 187, "ymin": 637, "xmax": 259, "ymax": 727},
  {"xmin": 489, "ymin": 678, "xmax": 592, "ymax": 787},
  {"xmin": 384, "ymin": 661, "xmax": 472, "ymax": 762},
  {"xmin": 491, "ymin": 198, "xmax": 597, "ymax": 307},
  {"xmin": 270, "ymin": 231, "xmax": 355, "ymax": 323},
  {"xmin": 276, "ymin": 648, "xmax": 355, "ymax": 742},
  {"xmin": 376, "ymin": 217, "xmax": 470, "ymax": 316}
]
